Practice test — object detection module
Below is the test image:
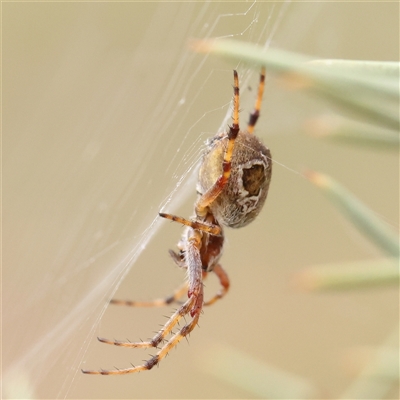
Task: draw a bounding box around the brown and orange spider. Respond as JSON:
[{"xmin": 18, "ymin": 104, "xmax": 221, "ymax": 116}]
[{"xmin": 82, "ymin": 68, "xmax": 272, "ymax": 375}]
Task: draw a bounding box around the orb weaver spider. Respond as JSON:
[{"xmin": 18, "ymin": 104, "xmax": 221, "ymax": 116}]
[{"xmin": 82, "ymin": 68, "xmax": 272, "ymax": 375}]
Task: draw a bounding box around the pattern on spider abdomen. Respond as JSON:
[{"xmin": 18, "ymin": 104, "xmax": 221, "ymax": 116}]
[{"xmin": 197, "ymin": 130, "xmax": 272, "ymax": 228}]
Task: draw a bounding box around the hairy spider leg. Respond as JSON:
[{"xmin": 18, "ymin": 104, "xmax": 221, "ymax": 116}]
[
  {"xmin": 195, "ymin": 70, "xmax": 240, "ymax": 216},
  {"xmin": 247, "ymin": 67, "xmax": 266, "ymax": 134},
  {"xmin": 81, "ymin": 229, "xmax": 204, "ymax": 375}
]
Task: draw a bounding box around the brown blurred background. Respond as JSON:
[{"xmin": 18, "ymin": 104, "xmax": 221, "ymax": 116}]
[{"xmin": 3, "ymin": 2, "xmax": 399, "ymax": 399}]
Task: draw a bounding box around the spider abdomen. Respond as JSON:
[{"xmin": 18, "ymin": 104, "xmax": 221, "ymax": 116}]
[{"xmin": 197, "ymin": 130, "xmax": 272, "ymax": 228}]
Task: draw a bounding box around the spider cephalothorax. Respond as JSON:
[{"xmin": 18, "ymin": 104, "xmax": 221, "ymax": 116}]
[{"xmin": 82, "ymin": 68, "xmax": 272, "ymax": 375}]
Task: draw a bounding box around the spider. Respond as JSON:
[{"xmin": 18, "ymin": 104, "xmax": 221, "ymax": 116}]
[{"xmin": 82, "ymin": 68, "xmax": 272, "ymax": 375}]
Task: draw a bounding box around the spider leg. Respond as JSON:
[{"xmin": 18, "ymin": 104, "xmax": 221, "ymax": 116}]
[
  {"xmin": 82, "ymin": 228, "xmax": 204, "ymax": 375},
  {"xmin": 82, "ymin": 308, "xmax": 202, "ymax": 375},
  {"xmin": 195, "ymin": 70, "xmax": 240, "ymax": 215},
  {"xmin": 92, "ymin": 294, "xmax": 194, "ymax": 350},
  {"xmin": 81, "ymin": 295, "xmax": 197, "ymax": 375},
  {"xmin": 204, "ymin": 264, "xmax": 230, "ymax": 306},
  {"xmin": 110, "ymin": 281, "xmax": 189, "ymax": 308},
  {"xmin": 247, "ymin": 67, "xmax": 266, "ymax": 134},
  {"xmin": 159, "ymin": 212, "xmax": 221, "ymax": 235},
  {"xmin": 159, "ymin": 71, "xmax": 242, "ymax": 224}
]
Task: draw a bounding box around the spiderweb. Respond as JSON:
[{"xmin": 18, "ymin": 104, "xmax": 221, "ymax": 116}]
[
  {"xmin": 5, "ymin": 2, "xmax": 397, "ymax": 399},
  {"xmin": 3, "ymin": 2, "xmax": 296, "ymax": 398}
]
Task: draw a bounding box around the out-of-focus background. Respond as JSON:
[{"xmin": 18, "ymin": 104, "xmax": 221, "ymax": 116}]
[{"xmin": 3, "ymin": 2, "xmax": 398, "ymax": 399}]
